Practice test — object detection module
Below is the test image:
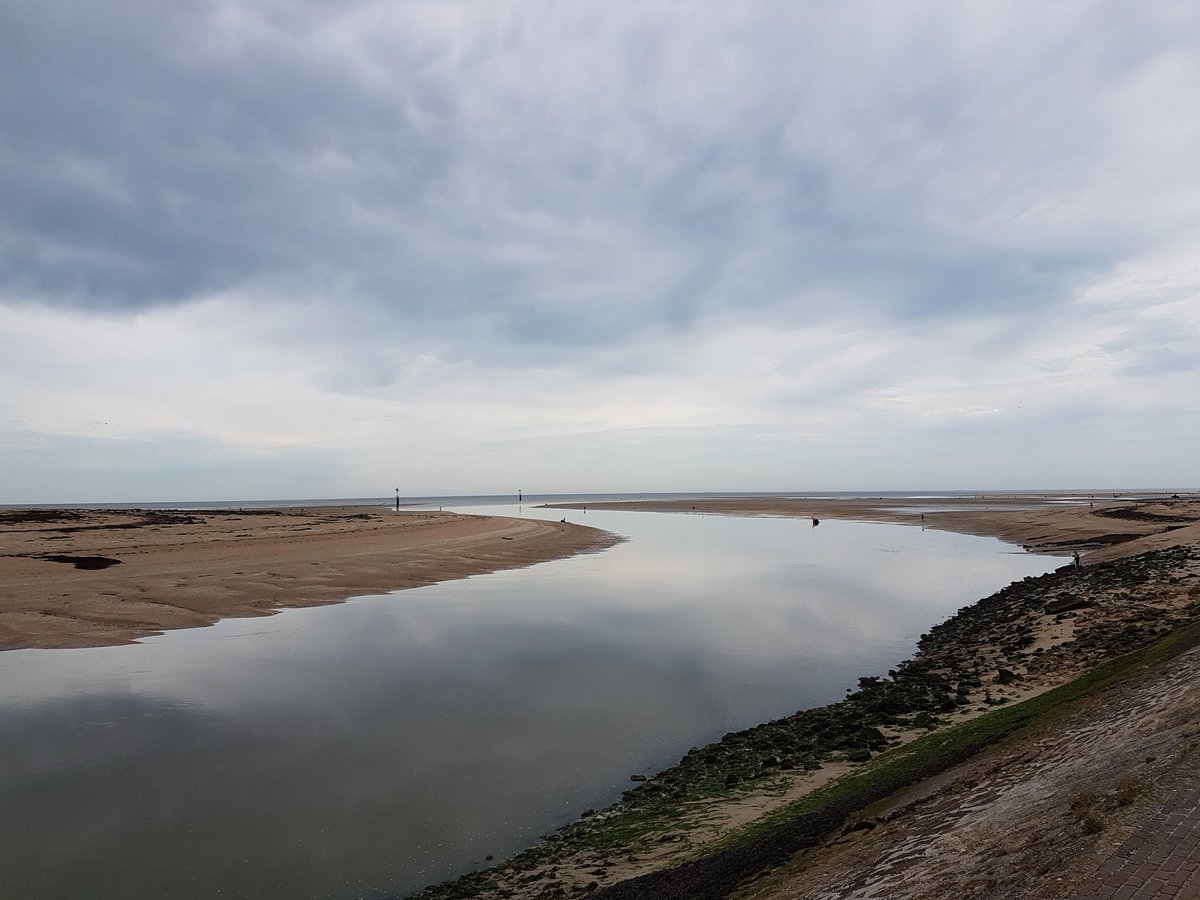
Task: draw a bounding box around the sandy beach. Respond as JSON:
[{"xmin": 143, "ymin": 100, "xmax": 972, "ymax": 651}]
[{"xmin": 0, "ymin": 506, "xmax": 620, "ymax": 651}]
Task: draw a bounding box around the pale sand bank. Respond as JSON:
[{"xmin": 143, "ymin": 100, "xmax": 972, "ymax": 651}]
[{"xmin": 0, "ymin": 506, "xmax": 620, "ymax": 651}]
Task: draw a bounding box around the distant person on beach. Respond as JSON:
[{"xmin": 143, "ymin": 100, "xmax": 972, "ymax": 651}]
[
  {"xmin": 1073, "ymin": 551, "xmax": 1081, "ymax": 567},
  {"xmin": 811, "ymin": 516, "xmax": 819, "ymax": 526}
]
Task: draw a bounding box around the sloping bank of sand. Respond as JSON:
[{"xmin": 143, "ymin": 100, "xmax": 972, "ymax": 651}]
[
  {"xmin": 0, "ymin": 506, "xmax": 620, "ymax": 651},
  {"xmin": 418, "ymin": 493, "xmax": 1200, "ymax": 900}
]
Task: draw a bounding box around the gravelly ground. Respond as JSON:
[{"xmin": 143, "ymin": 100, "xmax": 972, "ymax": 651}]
[{"xmin": 736, "ymin": 646, "xmax": 1200, "ymax": 900}]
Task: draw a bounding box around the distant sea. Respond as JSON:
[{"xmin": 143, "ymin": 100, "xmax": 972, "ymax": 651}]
[{"xmin": 7, "ymin": 488, "xmax": 1190, "ymax": 511}]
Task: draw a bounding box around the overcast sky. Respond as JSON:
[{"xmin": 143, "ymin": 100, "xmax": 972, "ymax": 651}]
[{"xmin": 3, "ymin": 1, "xmax": 1199, "ymax": 503}]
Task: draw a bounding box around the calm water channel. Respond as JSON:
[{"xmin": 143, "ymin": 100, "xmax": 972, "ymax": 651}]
[{"xmin": 0, "ymin": 503, "xmax": 1066, "ymax": 898}]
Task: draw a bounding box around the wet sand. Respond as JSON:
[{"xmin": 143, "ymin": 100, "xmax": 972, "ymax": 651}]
[{"xmin": 0, "ymin": 506, "xmax": 620, "ymax": 651}]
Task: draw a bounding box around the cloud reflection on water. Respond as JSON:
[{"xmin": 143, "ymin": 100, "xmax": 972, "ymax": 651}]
[{"xmin": 0, "ymin": 509, "xmax": 1065, "ymax": 898}]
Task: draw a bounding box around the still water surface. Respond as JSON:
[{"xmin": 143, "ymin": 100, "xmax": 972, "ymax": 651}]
[{"xmin": 0, "ymin": 504, "xmax": 1065, "ymax": 898}]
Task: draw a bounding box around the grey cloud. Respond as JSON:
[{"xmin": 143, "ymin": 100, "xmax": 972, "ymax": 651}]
[
  {"xmin": 3, "ymin": 0, "xmax": 1198, "ymax": 353},
  {"xmin": 1102, "ymin": 318, "xmax": 1200, "ymax": 377},
  {"xmin": 0, "ymin": 428, "xmax": 355, "ymax": 503},
  {"xmin": 2, "ymin": 0, "xmax": 455, "ymax": 309}
]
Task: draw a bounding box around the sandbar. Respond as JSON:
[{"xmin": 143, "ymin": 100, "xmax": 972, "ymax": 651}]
[{"xmin": 0, "ymin": 506, "xmax": 620, "ymax": 651}]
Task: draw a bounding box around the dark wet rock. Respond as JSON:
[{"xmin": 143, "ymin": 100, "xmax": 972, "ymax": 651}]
[
  {"xmin": 1046, "ymin": 596, "xmax": 1093, "ymax": 614},
  {"xmin": 841, "ymin": 816, "xmax": 880, "ymax": 834},
  {"xmin": 851, "ymin": 726, "xmax": 887, "ymax": 748},
  {"xmin": 0, "ymin": 509, "xmax": 84, "ymax": 524}
]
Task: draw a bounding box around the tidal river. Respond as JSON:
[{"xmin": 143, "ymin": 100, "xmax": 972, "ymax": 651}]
[{"xmin": 0, "ymin": 503, "xmax": 1065, "ymax": 899}]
